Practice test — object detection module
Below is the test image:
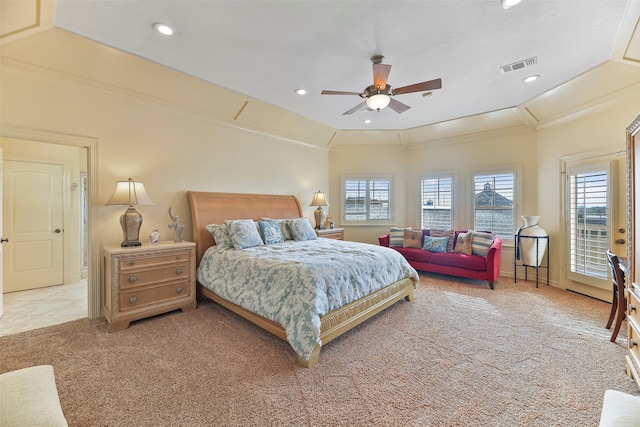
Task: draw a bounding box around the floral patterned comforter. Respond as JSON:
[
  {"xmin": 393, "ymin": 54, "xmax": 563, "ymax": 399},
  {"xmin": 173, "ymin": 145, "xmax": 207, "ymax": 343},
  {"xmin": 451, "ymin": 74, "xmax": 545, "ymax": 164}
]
[{"xmin": 197, "ymin": 238, "xmax": 419, "ymax": 362}]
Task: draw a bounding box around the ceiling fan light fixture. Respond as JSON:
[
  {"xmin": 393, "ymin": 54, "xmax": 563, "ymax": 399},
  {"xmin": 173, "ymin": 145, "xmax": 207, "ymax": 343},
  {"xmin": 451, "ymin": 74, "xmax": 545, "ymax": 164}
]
[
  {"xmin": 366, "ymin": 93, "xmax": 390, "ymax": 111},
  {"xmin": 500, "ymin": 0, "xmax": 522, "ymax": 9}
]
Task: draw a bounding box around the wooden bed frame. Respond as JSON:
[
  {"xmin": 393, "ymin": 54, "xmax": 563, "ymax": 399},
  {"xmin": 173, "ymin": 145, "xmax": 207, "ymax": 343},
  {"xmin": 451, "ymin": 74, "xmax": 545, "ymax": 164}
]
[{"xmin": 187, "ymin": 191, "xmax": 416, "ymax": 367}]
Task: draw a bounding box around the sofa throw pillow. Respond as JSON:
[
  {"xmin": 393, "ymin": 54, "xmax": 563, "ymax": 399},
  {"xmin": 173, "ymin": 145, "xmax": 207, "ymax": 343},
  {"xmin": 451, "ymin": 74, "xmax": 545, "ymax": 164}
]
[
  {"xmin": 389, "ymin": 227, "xmax": 406, "ymax": 247},
  {"xmin": 454, "ymin": 231, "xmax": 472, "ymax": 255},
  {"xmin": 471, "ymin": 231, "xmax": 494, "ymax": 257},
  {"xmin": 205, "ymin": 223, "xmax": 234, "ymax": 252},
  {"xmin": 224, "ymin": 219, "xmax": 264, "ymax": 249},
  {"xmin": 422, "ymin": 236, "xmax": 449, "ymax": 253},
  {"xmin": 430, "ymin": 229, "xmax": 455, "ymax": 252},
  {"xmin": 403, "ymin": 229, "xmax": 423, "ymax": 248},
  {"xmin": 258, "ymin": 220, "xmax": 284, "ymax": 245},
  {"xmin": 287, "ymin": 218, "xmax": 317, "ymax": 241}
]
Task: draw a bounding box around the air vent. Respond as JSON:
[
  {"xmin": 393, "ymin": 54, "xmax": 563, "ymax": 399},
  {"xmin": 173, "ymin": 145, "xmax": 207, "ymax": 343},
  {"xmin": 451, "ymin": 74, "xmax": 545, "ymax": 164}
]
[{"xmin": 500, "ymin": 56, "xmax": 538, "ymax": 73}]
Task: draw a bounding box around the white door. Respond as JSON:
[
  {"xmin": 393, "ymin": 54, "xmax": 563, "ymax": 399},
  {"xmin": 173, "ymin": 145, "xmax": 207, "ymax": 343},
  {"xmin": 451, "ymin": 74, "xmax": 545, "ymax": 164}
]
[
  {"xmin": 2, "ymin": 160, "xmax": 64, "ymax": 292},
  {"xmin": 0, "ymin": 148, "xmax": 3, "ymax": 317}
]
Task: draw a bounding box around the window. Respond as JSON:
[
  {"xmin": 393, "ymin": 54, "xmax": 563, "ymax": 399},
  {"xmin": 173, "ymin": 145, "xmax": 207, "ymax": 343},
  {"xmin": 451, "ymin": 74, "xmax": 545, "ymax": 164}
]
[
  {"xmin": 420, "ymin": 175, "xmax": 453, "ymax": 229},
  {"xmin": 567, "ymin": 163, "xmax": 613, "ymax": 284},
  {"xmin": 342, "ymin": 177, "xmax": 392, "ymax": 224},
  {"xmin": 473, "ymin": 172, "xmax": 515, "ymax": 239}
]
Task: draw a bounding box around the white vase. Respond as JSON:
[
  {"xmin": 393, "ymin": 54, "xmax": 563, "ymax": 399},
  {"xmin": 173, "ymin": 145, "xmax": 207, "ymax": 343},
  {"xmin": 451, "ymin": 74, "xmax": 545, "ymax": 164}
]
[{"xmin": 517, "ymin": 216, "xmax": 548, "ymax": 267}]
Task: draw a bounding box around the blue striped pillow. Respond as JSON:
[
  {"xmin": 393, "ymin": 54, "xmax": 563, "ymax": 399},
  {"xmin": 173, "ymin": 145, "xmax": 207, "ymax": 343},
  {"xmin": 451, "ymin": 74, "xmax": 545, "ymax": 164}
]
[
  {"xmin": 471, "ymin": 231, "xmax": 494, "ymax": 257},
  {"xmin": 389, "ymin": 227, "xmax": 406, "ymax": 247}
]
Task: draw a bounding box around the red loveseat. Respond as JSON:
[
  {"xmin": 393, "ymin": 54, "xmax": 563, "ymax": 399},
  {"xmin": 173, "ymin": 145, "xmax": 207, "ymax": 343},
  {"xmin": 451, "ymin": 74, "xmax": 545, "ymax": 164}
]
[{"xmin": 379, "ymin": 231, "xmax": 503, "ymax": 289}]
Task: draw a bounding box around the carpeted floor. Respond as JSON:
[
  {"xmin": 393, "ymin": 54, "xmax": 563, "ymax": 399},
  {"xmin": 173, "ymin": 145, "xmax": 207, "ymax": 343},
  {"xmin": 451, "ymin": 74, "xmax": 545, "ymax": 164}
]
[{"xmin": 0, "ymin": 274, "xmax": 637, "ymax": 426}]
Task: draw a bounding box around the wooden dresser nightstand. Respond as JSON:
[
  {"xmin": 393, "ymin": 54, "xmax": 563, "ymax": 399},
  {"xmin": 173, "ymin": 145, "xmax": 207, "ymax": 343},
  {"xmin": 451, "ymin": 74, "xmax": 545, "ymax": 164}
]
[
  {"xmin": 102, "ymin": 241, "xmax": 196, "ymax": 332},
  {"xmin": 315, "ymin": 227, "xmax": 344, "ymax": 240}
]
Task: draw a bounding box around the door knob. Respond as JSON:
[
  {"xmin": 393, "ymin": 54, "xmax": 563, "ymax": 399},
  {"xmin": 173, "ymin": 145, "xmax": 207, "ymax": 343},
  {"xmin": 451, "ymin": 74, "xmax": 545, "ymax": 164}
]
[
  {"xmin": 55, "ymin": 229, "xmax": 62, "ymax": 233},
  {"xmin": 0, "ymin": 238, "xmax": 8, "ymax": 243}
]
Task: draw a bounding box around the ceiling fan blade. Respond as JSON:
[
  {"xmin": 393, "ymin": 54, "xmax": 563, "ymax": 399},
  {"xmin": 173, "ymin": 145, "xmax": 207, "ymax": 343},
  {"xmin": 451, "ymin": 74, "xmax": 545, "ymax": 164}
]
[
  {"xmin": 392, "ymin": 78, "xmax": 442, "ymax": 95},
  {"xmin": 321, "ymin": 90, "xmax": 362, "ymax": 96},
  {"xmin": 387, "ymin": 98, "xmax": 411, "ymax": 114},
  {"xmin": 373, "ymin": 63, "xmax": 391, "ymax": 90},
  {"xmin": 342, "ymin": 101, "xmax": 367, "ymax": 115}
]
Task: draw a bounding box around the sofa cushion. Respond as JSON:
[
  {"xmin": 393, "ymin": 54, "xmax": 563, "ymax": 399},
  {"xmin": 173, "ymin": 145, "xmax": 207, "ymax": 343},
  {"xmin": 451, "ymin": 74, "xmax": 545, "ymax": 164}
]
[
  {"xmin": 471, "ymin": 231, "xmax": 494, "ymax": 257},
  {"xmin": 393, "ymin": 247, "xmax": 432, "ymax": 263},
  {"xmin": 454, "ymin": 231, "xmax": 472, "ymax": 255},
  {"xmin": 599, "ymin": 389, "xmax": 640, "ymax": 427},
  {"xmin": 430, "ymin": 252, "xmax": 487, "ymax": 271},
  {"xmin": 422, "ymin": 236, "xmax": 449, "ymax": 253},
  {"xmin": 389, "ymin": 227, "xmax": 406, "ymax": 247},
  {"xmin": 403, "ymin": 229, "xmax": 422, "ymax": 248},
  {"xmin": 430, "ymin": 229, "xmax": 455, "ymax": 252}
]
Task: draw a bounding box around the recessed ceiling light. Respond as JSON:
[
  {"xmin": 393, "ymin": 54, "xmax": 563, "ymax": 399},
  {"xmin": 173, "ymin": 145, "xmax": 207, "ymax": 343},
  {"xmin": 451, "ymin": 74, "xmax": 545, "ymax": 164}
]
[
  {"xmin": 500, "ymin": 0, "xmax": 522, "ymax": 9},
  {"xmin": 153, "ymin": 23, "xmax": 175, "ymax": 36},
  {"xmin": 295, "ymin": 88, "xmax": 307, "ymax": 95},
  {"xmin": 522, "ymin": 75, "xmax": 539, "ymax": 83},
  {"xmin": 363, "ymin": 119, "xmax": 372, "ymax": 124}
]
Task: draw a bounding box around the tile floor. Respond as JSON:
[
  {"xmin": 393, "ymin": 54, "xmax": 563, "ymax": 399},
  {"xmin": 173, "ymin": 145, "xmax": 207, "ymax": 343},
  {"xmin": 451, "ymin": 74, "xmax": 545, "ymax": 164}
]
[{"xmin": 0, "ymin": 279, "xmax": 88, "ymax": 336}]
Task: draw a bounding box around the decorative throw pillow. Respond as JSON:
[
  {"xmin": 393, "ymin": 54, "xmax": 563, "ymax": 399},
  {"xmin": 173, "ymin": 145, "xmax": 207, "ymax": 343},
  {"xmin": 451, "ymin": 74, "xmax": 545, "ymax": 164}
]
[
  {"xmin": 287, "ymin": 218, "xmax": 317, "ymax": 241},
  {"xmin": 224, "ymin": 219, "xmax": 264, "ymax": 249},
  {"xmin": 422, "ymin": 236, "xmax": 449, "ymax": 253},
  {"xmin": 258, "ymin": 220, "xmax": 284, "ymax": 245},
  {"xmin": 205, "ymin": 223, "xmax": 234, "ymax": 252},
  {"xmin": 262, "ymin": 217, "xmax": 294, "ymax": 240},
  {"xmin": 389, "ymin": 227, "xmax": 406, "ymax": 247},
  {"xmin": 429, "ymin": 229, "xmax": 455, "ymax": 252},
  {"xmin": 403, "ymin": 229, "xmax": 423, "ymax": 248},
  {"xmin": 454, "ymin": 231, "xmax": 472, "ymax": 255},
  {"xmin": 471, "ymin": 231, "xmax": 494, "ymax": 257}
]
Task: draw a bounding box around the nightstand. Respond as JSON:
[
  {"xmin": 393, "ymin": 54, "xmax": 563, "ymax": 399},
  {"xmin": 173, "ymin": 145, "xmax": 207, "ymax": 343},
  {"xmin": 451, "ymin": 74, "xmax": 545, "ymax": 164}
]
[
  {"xmin": 315, "ymin": 227, "xmax": 344, "ymax": 240},
  {"xmin": 102, "ymin": 241, "xmax": 196, "ymax": 332}
]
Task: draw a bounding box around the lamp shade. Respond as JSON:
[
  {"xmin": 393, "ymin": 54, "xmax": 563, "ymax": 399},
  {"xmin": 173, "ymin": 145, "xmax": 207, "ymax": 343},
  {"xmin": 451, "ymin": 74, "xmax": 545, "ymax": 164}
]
[
  {"xmin": 105, "ymin": 178, "xmax": 154, "ymax": 207},
  {"xmin": 309, "ymin": 191, "xmax": 328, "ymax": 207},
  {"xmin": 366, "ymin": 93, "xmax": 390, "ymax": 111}
]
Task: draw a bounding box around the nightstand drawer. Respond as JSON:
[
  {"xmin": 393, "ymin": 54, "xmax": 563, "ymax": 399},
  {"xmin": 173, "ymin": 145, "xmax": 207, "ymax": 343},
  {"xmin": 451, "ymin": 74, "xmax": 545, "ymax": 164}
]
[
  {"xmin": 119, "ymin": 281, "xmax": 190, "ymax": 311},
  {"xmin": 119, "ymin": 263, "xmax": 189, "ymax": 289},
  {"xmin": 118, "ymin": 251, "xmax": 191, "ymax": 271}
]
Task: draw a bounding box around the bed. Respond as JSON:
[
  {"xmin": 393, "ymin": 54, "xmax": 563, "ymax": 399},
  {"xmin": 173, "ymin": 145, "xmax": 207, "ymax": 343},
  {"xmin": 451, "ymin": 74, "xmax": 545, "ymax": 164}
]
[{"xmin": 187, "ymin": 191, "xmax": 418, "ymax": 367}]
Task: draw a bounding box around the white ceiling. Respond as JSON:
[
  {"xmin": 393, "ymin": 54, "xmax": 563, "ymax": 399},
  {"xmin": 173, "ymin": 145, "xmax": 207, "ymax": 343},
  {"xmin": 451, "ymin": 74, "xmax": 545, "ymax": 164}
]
[{"xmin": 49, "ymin": 0, "xmax": 634, "ymax": 131}]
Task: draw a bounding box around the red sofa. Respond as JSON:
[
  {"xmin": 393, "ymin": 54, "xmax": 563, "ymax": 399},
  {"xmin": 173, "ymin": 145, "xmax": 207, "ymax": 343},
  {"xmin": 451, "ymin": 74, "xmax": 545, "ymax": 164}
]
[{"xmin": 379, "ymin": 231, "xmax": 503, "ymax": 289}]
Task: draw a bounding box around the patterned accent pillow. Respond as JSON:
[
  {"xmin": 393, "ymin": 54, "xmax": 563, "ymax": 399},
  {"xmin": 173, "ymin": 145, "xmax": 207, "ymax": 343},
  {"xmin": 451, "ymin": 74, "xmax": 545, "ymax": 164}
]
[
  {"xmin": 429, "ymin": 229, "xmax": 455, "ymax": 252},
  {"xmin": 403, "ymin": 229, "xmax": 423, "ymax": 248},
  {"xmin": 205, "ymin": 223, "xmax": 234, "ymax": 252},
  {"xmin": 258, "ymin": 220, "xmax": 284, "ymax": 245},
  {"xmin": 422, "ymin": 236, "xmax": 449, "ymax": 253},
  {"xmin": 224, "ymin": 219, "xmax": 264, "ymax": 249},
  {"xmin": 454, "ymin": 231, "xmax": 472, "ymax": 255},
  {"xmin": 287, "ymin": 218, "xmax": 317, "ymax": 241},
  {"xmin": 389, "ymin": 227, "xmax": 406, "ymax": 247},
  {"xmin": 262, "ymin": 217, "xmax": 294, "ymax": 240},
  {"xmin": 471, "ymin": 231, "xmax": 494, "ymax": 257}
]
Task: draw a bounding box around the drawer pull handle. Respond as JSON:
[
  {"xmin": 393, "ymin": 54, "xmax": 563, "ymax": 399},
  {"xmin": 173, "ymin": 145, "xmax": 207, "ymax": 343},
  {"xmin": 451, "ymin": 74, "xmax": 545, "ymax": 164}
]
[
  {"xmin": 129, "ymin": 297, "xmax": 137, "ymax": 303},
  {"xmin": 630, "ymin": 304, "xmax": 636, "ymax": 313},
  {"xmin": 129, "ymin": 276, "xmax": 137, "ymax": 283},
  {"xmin": 129, "ymin": 261, "xmax": 135, "ymax": 266},
  {"xmin": 631, "ymin": 339, "xmax": 638, "ymax": 348},
  {"xmin": 176, "ymin": 287, "xmax": 183, "ymax": 294},
  {"xmin": 176, "ymin": 269, "xmax": 183, "ymax": 275},
  {"xmin": 176, "ymin": 255, "xmax": 182, "ymax": 260}
]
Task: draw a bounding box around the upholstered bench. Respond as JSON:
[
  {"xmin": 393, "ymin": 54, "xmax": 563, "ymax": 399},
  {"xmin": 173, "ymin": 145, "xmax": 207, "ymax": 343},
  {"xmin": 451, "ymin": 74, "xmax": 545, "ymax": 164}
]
[
  {"xmin": 0, "ymin": 365, "xmax": 68, "ymax": 426},
  {"xmin": 598, "ymin": 389, "xmax": 640, "ymax": 427}
]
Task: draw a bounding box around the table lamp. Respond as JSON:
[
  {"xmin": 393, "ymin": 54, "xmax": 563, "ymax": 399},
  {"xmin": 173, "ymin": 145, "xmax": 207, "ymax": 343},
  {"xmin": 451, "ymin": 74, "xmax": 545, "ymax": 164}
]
[
  {"xmin": 310, "ymin": 190, "xmax": 328, "ymax": 229},
  {"xmin": 106, "ymin": 178, "xmax": 154, "ymax": 247}
]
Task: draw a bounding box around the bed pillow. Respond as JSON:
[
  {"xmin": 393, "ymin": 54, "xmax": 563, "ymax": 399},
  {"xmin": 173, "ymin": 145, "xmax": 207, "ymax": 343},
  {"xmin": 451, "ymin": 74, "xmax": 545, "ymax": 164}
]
[
  {"xmin": 422, "ymin": 236, "xmax": 449, "ymax": 253},
  {"xmin": 429, "ymin": 229, "xmax": 455, "ymax": 252},
  {"xmin": 287, "ymin": 218, "xmax": 317, "ymax": 241},
  {"xmin": 403, "ymin": 229, "xmax": 423, "ymax": 248},
  {"xmin": 262, "ymin": 217, "xmax": 294, "ymax": 240},
  {"xmin": 224, "ymin": 219, "xmax": 264, "ymax": 249},
  {"xmin": 205, "ymin": 223, "xmax": 234, "ymax": 252},
  {"xmin": 454, "ymin": 231, "xmax": 472, "ymax": 255},
  {"xmin": 389, "ymin": 227, "xmax": 407, "ymax": 247},
  {"xmin": 258, "ymin": 220, "xmax": 284, "ymax": 245},
  {"xmin": 471, "ymin": 231, "xmax": 495, "ymax": 257}
]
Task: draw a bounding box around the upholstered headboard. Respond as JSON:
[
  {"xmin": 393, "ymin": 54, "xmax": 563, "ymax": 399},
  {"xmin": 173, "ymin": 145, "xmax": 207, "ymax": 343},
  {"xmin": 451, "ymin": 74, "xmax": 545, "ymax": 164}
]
[{"xmin": 187, "ymin": 191, "xmax": 303, "ymax": 265}]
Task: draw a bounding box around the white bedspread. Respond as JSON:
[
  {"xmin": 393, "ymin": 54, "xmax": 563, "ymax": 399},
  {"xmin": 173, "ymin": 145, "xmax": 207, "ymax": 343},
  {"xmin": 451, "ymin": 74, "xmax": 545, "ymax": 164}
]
[{"xmin": 197, "ymin": 238, "xmax": 419, "ymax": 362}]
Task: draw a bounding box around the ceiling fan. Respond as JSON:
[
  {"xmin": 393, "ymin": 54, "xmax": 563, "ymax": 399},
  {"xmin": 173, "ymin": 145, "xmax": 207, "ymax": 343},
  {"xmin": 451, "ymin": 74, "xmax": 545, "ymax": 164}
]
[{"xmin": 321, "ymin": 55, "xmax": 442, "ymax": 115}]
